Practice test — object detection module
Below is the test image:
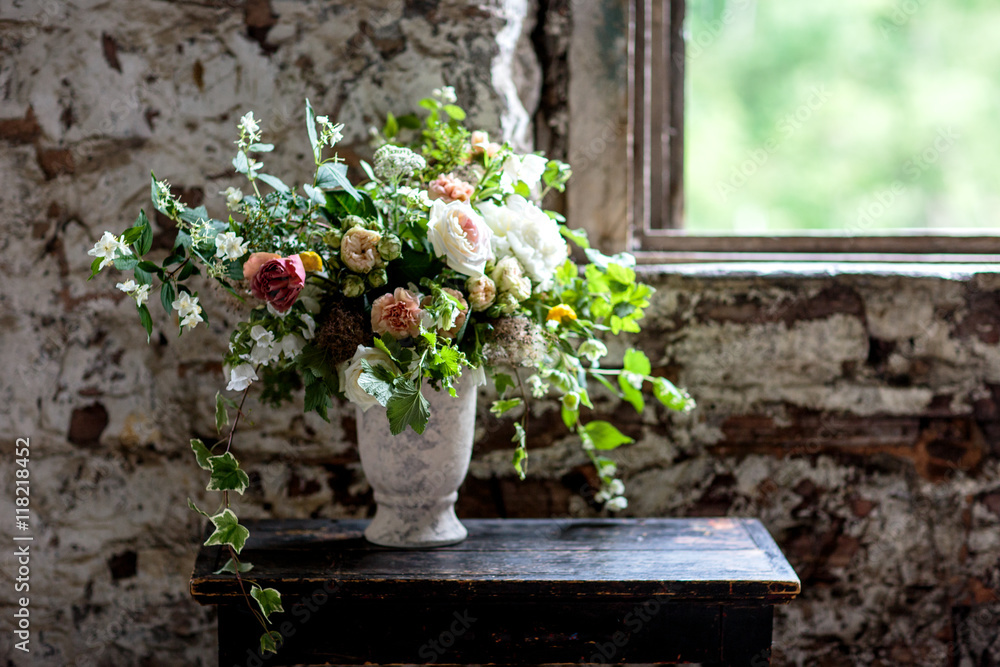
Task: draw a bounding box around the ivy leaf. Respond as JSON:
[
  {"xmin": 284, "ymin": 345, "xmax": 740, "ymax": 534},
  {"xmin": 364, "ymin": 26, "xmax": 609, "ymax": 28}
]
[
  {"xmin": 260, "ymin": 630, "xmax": 283, "ymax": 655},
  {"xmin": 215, "ymin": 558, "xmax": 254, "ymax": 575},
  {"xmin": 187, "ymin": 497, "xmax": 211, "ymax": 517},
  {"xmin": 204, "ymin": 508, "xmax": 250, "ymax": 554},
  {"xmin": 386, "ymin": 379, "xmax": 430, "ymax": 435},
  {"xmin": 490, "ymin": 397, "xmax": 523, "ymax": 417},
  {"xmin": 582, "ymin": 420, "xmax": 634, "ymax": 450},
  {"xmin": 215, "ymin": 392, "xmax": 238, "ymax": 434},
  {"xmin": 191, "ymin": 438, "xmax": 213, "ymax": 471},
  {"xmin": 206, "ymin": 452, "xmax": 250, "ymax": 495},
  {"xmin": 251, "ymin": 585, "xmax": 284, "ymax": 621}
]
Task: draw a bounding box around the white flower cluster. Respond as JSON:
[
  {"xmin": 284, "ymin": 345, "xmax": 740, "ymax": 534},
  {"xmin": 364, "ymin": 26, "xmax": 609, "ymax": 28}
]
[
  {"xmin": 87, "ymin": 231, "xmax": 132, "ymax": 271},
  {"xmin": 171, "ymin": 292, "xmax": 204, "ymax": 330},
  {"xmin": 373, "ymin": 145, "xmax": 426, "ymax": 181},
  {"xmin": 315, "ymin": 115, "xmax": 345, "ymax": 148},
  {"xmin": 238, "ymin": 111, "xmax": 261, "ymax": 143},
  {"xmin": 115, "ymin": 279, "xmax": 150, "ymax": 307},
  {"xmin": 595, "ymin": 479, "xmax": 627, "ymax": 512},
  {"xmin": 152, "ymin": 179, "xmax": 186, "ymax": 220},
  {"xmin": 480, "ymin": 195, "xmax": 568, "ymax": 291},
  {"xmin": 226, "ymin": 312, "xmax": 317, "ymax": 392},
  {"xmin": 432, "ymin": 86, "xmax": 457, "ymax": 104},
  {"xmin": 214, "ymin": 231, "xmax": 248, "ymax": 261},
  {"xmin": 220, "ymin": 187, "xmax": 243, "ymax": 212}
]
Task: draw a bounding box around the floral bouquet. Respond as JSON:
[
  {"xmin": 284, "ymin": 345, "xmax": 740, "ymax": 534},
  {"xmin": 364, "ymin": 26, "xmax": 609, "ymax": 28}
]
[{"xmin": 86, "ymin": 87, "xmax": 694, "ymax": 651}]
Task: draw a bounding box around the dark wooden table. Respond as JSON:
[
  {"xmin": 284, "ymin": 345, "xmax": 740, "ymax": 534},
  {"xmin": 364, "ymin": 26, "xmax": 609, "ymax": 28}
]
[{"xmin": 190, "ymin": 518, "xmax": 799, "ymax": 666}]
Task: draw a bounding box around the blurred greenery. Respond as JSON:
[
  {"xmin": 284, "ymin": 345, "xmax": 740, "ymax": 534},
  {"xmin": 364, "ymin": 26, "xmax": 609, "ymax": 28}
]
[{"xmin": 685, "ymin": 0, "xmax": 1000, "ymax": 233}]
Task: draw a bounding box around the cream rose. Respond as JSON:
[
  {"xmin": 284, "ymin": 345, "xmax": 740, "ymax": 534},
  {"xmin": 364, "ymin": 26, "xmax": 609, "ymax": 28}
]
[
  {"xmin": 340, "ymin": 227, "xmax": 382, "ymax": 273},
  {"xmin": 491, "ymin": 256, "xmax": 531, "ymax": 302},
  {"xmin": 465, "ymin": 274, "xmax": 496, "ymax": 311},
  {"xmin": 338, "ymin": 345, "xmax": 397, "ymax": 412},
  {"xmin": 426, "ymin": 199, "xmax": 493, "ymax": 276}
]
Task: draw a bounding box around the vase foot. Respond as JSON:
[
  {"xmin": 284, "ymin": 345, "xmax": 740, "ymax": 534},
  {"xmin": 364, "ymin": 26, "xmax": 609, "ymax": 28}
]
[{"xmin": 364, "ymin": 493, "xmax": 468, "ymax": 548}]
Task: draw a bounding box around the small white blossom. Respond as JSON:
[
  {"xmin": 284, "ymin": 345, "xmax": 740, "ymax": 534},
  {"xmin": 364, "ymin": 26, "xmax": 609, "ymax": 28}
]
[
  {"xmin": 132, "ymin": 284, "xmax": 151, "ymax": 307},
  {"xmin": 180, "ymin": 310, "xmax": 204, "ymax": 329},
  {"xmin": 315, "ymin": 115, "xmax": 345, "ymax": 147},
  {"xmin": 578, "ymin": 339, "xmax": 608, "ymax": 365},
  {"xmin": 247, "ymin": 158, "xmax": 262, "ymax": 177},
  {"xmin": 605, "ymin": 496, "xmax": 628, "ymax": 512},
  {"xmin": 266, "ymin": 302, "xmax": 290, "ymax": 319},
  {"xmin": 278, "ymin": 334, "xmax": 306, "ymax": 360},
  {"xmin": 221, "ymin": 187, "xmax": 244, "ymax": 211},
  {"xmin": 172, "ymin": 292, "xmax": 201, "ymax": 318},
  {"xmin": 300, "ymin": 313, "xmax": 316, "ymax": 340},
  {"xmin": 239, "ymin": 111, "xmax": 260, "ymax": 138},
  {"xmin": 214, "ymin": 231, "xmax": 249, "ymax": 261},
  {"xmin": 608, "ymin": 479, "xmax": 625, "ymax": 496},
  {"xmin": 250, "ymin": 325, "xmax": 275, "ymax": 346},
  {"xmin": 433, "ymin": 86, "xmax": 457, "ymax": 104},
  {"xmin": 227, "ymin": 363, "xmax": 258, "ymax": 392},
  {"xmin": 116, "ymin": 279, "xmax": 137, "ymax": 294},
  {"xmin": 88, "ymin": 232, "xmax": 132, "ymax": 270},
  {"xmin": 526, "ymin": 374, "xmax": 549, "ymax": 399}
]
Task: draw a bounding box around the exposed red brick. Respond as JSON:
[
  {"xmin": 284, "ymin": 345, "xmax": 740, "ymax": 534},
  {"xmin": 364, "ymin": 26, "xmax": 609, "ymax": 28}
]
[
  {"xmin": 102, "ymin": 32, "xmax": 122, "ymax": 72},
  {"xmin": 0, "ymin": 107, "xmax": 41, "ymax": 144},
  {"xmin": 826, "ymin": 535, "xmax": 860, "ymax": 568},
  {"xmin": 851, "ymin": 498, "xmax": 876, "ymax": 518},
  {"xmin": 68, "ymin": 403, "xmax": 109, "ymax": 448},
  {"xmin": 36, "ymin": 147, "xmax": 75, "ymax": 179}
]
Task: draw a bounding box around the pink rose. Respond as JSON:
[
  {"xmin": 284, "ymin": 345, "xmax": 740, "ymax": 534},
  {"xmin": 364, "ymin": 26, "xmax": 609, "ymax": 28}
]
[
  {"xmin": 250, "ymin": 255, "xmax": 306, "ymax": 312},
  {"xmin": 470, "ymin": 131, "xmax": 500, "ymax": 158},
  {"xmin": 371, "ymin": 287, "xmax": 423, "ymax": 339},
  {"xmin": 428, "ymin": 174, "xmax": 475, "ymax": 203},
  {"xmin": 243, "ymin": 252, "xmax": 280, "ymax": 281}
]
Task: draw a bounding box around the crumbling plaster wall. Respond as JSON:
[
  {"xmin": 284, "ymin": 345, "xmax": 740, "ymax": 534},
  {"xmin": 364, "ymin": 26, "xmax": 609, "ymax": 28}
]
[{"xmin": 1, "ymin": 1, "xmax": 999, "ymax": 666}]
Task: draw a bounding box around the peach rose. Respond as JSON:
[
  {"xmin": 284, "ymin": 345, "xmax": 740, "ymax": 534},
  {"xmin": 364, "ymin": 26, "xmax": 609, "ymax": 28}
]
[
  {"xmin": 243, "ymin": 252, "xmax": 280, "ymax": 281},
  {"xmin": 371, "ymin": 287, "xmax": 423, "ymax": 339},
  {"xmin": 340, "ymin": 227, "xmax": 382, "ymax": 274},
  {"xmin": 465, "ymin": 274, "xmax": 496, "ymax": 312},
  {"xmin": 428, "ymin": 174, "xmax": 475, "ymax": 203}
]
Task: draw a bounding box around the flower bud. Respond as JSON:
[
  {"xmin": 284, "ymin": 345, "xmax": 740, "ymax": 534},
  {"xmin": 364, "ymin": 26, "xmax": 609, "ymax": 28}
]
[
  {"xmin": 367, "ymin": 268, "xmax": 388, "ymax": 288},
  {"xmin": 341, "ymin": 215, "xmax": 366, "ymax": 230},
  {"xmin": 323, "ymin": 229, "xmax": 343, "ymax": 248},
  {"xmin": 341, "ymin": 273, "xmax": 366, "ymax": 298},
  {"xmin": 377, "ymin": 234, "xmax": 402, "ymax": 261},
  {"xmin": 561, "ymin": 392, "xmax": 580, "ymax": 411},
  {"xmin": 495, "ymin": 292, "xmax": 519, "ymax": 314}
]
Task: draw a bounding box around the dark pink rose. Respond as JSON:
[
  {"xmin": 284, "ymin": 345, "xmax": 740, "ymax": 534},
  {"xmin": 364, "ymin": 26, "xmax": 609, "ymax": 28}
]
[{"xmin": 250, "ymin": 255, "xmax": 306, "ymax": 312}]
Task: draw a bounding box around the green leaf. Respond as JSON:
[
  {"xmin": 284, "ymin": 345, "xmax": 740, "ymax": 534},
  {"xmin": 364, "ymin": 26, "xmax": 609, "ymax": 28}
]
[
  {"xmin": 251, "ymin": 585, "xmax": 284, "ymax": 621},
  {"xmin": 623, "ymin": 349, "xmax": 652, "ymax": 376},
  {"xmin": 494, "ymin": 373, "xmax": 515, "ymax": 397},
  {"xmin": 160, "ymin": 281, "xmax": 176, "ymax": 315},
  {"xmin": 490, "ymin": 397, "xmax": 523, "ymax": 417},
  {"xmin": 248, "ymin": 142, "xmax": 274, "ymax": 153},
  {"xmin": 191, "ymin": 438, "xmax": 213, "ymax": 471},
  {"xmin": 443, "ymin": 104, "xmax": 467, "ymax": 120},
  {"xmin": 618, "ymin": 373, "xmax": 644, "ymax": 413},
  {"xmin": 383, "ymin": 111, "xmax": 399, "ymax": 139},
  {"xmin": 187, "ymin": 497, "xmax": 211, "ymax": 518},
  {"xmin": 215, "ymin": 558, "xmax": 254, "ymax": 574},
  {"xmin": 215, "ymin": 392, "xmax": 234, "ymax": 434},
  {"xmin": 233, "ymin": 151, "xmax": 249, "ymax": 174},
  {"xmin": 316, "ymin": 163, "xmax": 360, "ymax": 200},
  {"xmin": 256, "ymin": 173, "xmax": 290, "ymax": 193},
  {"xmin": 652, "ymin": 377, "xmax": 695, "ymax": 412},
  {"xmin": 561, "ymin": 403, "xmax": 579, "ymax": 430},
  {"xmin": 114, "ymin": 254, "xmax": 139, "ymax": 271},
  {"xmin": 585, "ymin": 248, "xmax": 636, "ymax": 270},
  {"xmin": 386, "ymin": 380, "xmax": 430, "ymax": 435},
  {"xmin": 136, "ymin": 211, "xmax": 153, "ymax": 256},
  {"xmin": 582, "ymin": 420, "xmax": 634, "ymax": 450},
  {"xmin": 511, "ymin": 422, "xmax": 527, "ymax": 480},
  {"xmin": 133, "ymin": 265, "xmax": 153, "ymax": 285},
  {"xmin": 358, "ymin": 362, "xmax": 393, "ymax": 407},
  {"xmin": 305, "ymin": 99, "xmax": 319, "ymax": 157},
  {"xmin": 397, "ymin": 113, "xmax": 421, "ymax": 129},
  {"xmin": 206, "ymin": 452, "xmax": 250, "ymax": 495},
  {"xmin": 88, "ymin": 256, "xmax": 103, "ymax": 280},
  {"xmin": 137, "ymin": 304, "xmax": 153, "ymax": 343},
  {"xmin": 260, "ymin": 630, "xmax": 283, "ymax": 655},
  {"xmin": 204, "ymin": 508, "xmax": 250, "ymax": 554}
]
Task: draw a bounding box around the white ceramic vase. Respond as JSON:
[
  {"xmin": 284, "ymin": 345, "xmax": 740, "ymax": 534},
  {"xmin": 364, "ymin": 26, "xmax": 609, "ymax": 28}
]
[{"xmin": 357, "ymin": 377, "xmax": 477, "ymax": 548}]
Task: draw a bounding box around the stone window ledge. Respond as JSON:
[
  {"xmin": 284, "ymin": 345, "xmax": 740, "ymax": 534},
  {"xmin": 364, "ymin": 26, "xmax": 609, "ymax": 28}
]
[{"xmin": 636, "ymin": 261, "xmax": 1000, "ymax": 281}]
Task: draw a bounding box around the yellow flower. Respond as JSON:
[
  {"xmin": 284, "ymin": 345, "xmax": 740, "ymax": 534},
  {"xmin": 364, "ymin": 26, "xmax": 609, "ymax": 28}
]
[
  {"xmin": 546, "ymin": 304, "xmax": 577, "ymax": 324},
  {"xmin": 298, "ymin": 251, "xmax": 324, "ymax": 272}
]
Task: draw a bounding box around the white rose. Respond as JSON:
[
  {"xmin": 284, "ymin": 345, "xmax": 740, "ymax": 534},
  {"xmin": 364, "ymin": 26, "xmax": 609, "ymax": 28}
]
[
  {"xmin": 426, "ymin": 199, "xmax": 493, "ymax": 276},
  {"xmin": 500, "ymin": 153, "xmax": 548, "ymax": 192},
  {"xmin": 479, "ymin": 195, "xmax": 568, "ymax": 290},
  {"xmin": 338, "ymin": 345, "xmax": 398, "ymax": 412},
  {"xmin": 491, "ymin": 256, "xmax": 531, "ymax": 302}
]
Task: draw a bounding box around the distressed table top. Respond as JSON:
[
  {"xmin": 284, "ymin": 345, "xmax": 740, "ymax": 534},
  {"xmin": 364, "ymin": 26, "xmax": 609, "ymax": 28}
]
[{"xmin": 190, "ymin": 517, "xmax": 800, "ymax": 604}]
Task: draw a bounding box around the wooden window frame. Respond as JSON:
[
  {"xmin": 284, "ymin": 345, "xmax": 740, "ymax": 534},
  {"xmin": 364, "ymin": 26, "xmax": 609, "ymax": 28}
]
[{"xmin": 624, "ymin": 0, "xmax": 1000, "ymax": 263}]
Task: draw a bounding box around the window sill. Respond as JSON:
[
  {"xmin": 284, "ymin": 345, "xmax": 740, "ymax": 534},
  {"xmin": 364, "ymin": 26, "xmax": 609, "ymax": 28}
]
[{"xmin": 634, "ymin": 261, "xmax": 1000, "ymax": 281}]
